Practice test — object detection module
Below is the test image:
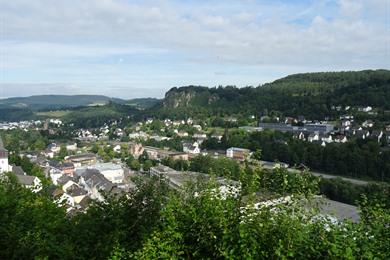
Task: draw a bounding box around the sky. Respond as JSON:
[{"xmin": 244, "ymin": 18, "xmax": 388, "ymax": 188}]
[{"xmin": 0, "ymin": 0, "xmax": 389, "ymax": 99}]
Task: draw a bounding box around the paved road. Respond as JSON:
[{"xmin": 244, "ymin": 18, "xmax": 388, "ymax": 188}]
[
  {"xmin": 288, "ymin": 168, "xmax": 369, "ymax": 186},
  {"xmin": 260, "ymin": 161, "xmax": 371, "ymax": 186}
]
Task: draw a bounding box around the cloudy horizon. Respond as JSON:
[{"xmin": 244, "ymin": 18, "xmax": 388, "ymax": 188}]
[{"xmin": 1, "ymin": 0, "xmax": 389, "ymax": 99}]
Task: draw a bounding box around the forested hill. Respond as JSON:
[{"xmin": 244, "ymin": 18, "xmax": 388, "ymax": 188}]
[
  {"xmin": 0, "ymin": 95, "xmax": 126, "ymax": 111},
  {"xmin": 126, "ymin": 98, "xmax": 161, "ymax": 109},
  {"xmin": 155, "ymin": 70, "xmax": 390, "ymax": 119}
]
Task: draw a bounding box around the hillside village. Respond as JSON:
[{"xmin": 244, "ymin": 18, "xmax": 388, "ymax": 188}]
[
  {"xmin": 1, "ymin": 71, "xmax": 390, "ymax": 258},
  {"xmin": 2, "ymin": 0, "xmax": 390, "ymax": 255},
  {"xmin": 1, "ymin": 98, "xmax": 390, "ymax": 217}
]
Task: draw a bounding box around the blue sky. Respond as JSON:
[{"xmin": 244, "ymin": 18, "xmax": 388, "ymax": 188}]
[{"xmin": 0, "ymin": 0, "xmax": 389, "ymax": 99}]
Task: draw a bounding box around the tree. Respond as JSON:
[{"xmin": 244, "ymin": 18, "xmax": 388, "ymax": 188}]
[
  {"xmin": 129, "ymin": 160, "xmax": 141, "ymax": 171},
  {"xmin": 139, "ymin": 151, "xmax": 149, "ymax": 163},
  {"xmin": 252, "ymin": 149, "xmax": 262, "ymax": 160},
  {"xmin": 0, "ymin": 175, "xmax": 73, "ymax": 259},
  {"xmin": 143, "ymin": 160, "xmax": 153, "ymax": 172},
  {"xmin": 58, "ymin": 145, "xmax": 68, "ymax": 159},
  {"xmin": 33, "ymin": 138, "xmax": 46, "ymax": 151},
  {"xmin": 91, "ymin": 143, "xmax": 99, "ymax": 153}
]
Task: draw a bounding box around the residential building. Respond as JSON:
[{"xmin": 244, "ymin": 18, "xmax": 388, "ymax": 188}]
[
  {"xmin": 60, "ymin": 162, "xmax": 75, "ymax": 176},
  {"xmin": 77, "ymin": 162, "xmax": 125, "ymax": 184},
  {"xmin": 355, "ymin": 130, "xmax": 370, "ymax": 139},
  {"xmin": 66, "ymin": 143, "xmax": 78, "ymax": 151},
  {"xmin": 182, "ymin": 141, "xmax": 201, "ymax": 154},
  {"xmin": 43, "ymin": 149, "xmax": 55, "ymax": 158},
  {"xmin": 168, "ymin": 152, "xmax": 189, "ymax": 161},
  {"xmin": 65, "ymin": 153, "xmax": 97, "ymax": 167},
  {"xmin": 239, "ymin": 126, "xmax": 263, "ymax": 132},
  {"xmin": 66, "ymin": 184, "xmax": 88, "ymax": 204},
  {"xmin": 128, "ymin": 142, "xmax": 144, "ymax": 159},
  {"xmin": 211, "ymin": 134, "xmax": 223, "ymax": 141},
  {"xmin": 193, "ymin": 133, "xmax": 207, "ymax": 139},
  {"xmin": 47, "ymin": 143, "xmax": 61, "ymax": 153},
  {"xmin": 77, "ymin": 169, "xmax": 115, "ymax": 201},
  {"xmin": 11, "ymin": 165, "xmax": 25, "ymax": 176},
  {"xmin": 53, "ymin": 190, "xmax": 75, "ymax": 207},
  {"xmin": 129, "ymin": 131, "xmax": 149, "ymax": 140},
  {"xmin": 144, "ymin": 146, "xmax": 188, "ymax": 161},
  {"xmin": 150, "ymin": 135, "xmax": 170, "ymax": 142},
  {"xmin": 333, "ymin": 135, "xmax": 348, "ymax": 143},
  {"xmin": 362, "ymin": 120, "xmax": 374, "ymax": 128},
  {"xmin": 308, "ymin": 133, "xmax": 320, "ymax": 142},
  {"xmin": 113, "ymin": 144, "xmax": 121, "ymax": 153},
  {"xmin": 16, "ymin": 175, "xmax": 42, "ymax": 192},
  {"xmin": 370, "ymin": 130, "xmax": 383, "ymax": 143},
  {"xmin": 177, "ymin": 131, "xmax": 189, "ymax": 137},
  {"xmin": 150, "ymin": 165, "xmax": 178, "ymax": 177},
  {"xmin": 320, "ymin": 134, "xmax": 333, "ymax": 143},
  {"xmin": 144, "ymin": 146, "xmax": 160, "ymax": 160},
  {"xmin": 193, "ymin": 124, "xmax": 202, "ymax": 131},
  {"xmin": 293, "ymin": 131, "xmax": 306, "ymax": 140},
  {"xmin": 340, "ymin": 115, "xmax": 353, "ymax": 120},
  {"xmin": 62, "ymin": 179, "xmax": 78, "ymax": 192},
  {"xmin": 258, "ymin": 123, "xmax": 334, "ymax": 134},
  {"xmin": 49, "ymin": 168, "xmax": 64, "ymax": 185},
  {"xmin": 341, "ymin": 119, "xmax": 352, "ymax": 127},
  {"xmin": 358, "ymin": 106, "xmax": 372, "ymax": 112},
  {"xmin": 226, "ymin": 147, "xmax": 250, "ymax": 161}
]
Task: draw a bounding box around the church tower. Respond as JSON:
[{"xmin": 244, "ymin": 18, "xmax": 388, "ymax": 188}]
[{"xmin": 0, "ymin": 137, "xmax": 10, "ymax": 174}]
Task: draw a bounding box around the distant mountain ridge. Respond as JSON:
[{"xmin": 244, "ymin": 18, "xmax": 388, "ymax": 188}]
[
  {"xmin": 1, "ymin": 70, "xmax": 389, "ymax": 122},
  {"xmin": 0, "ymin": 95, "xmax": 126, "ymax": 110}
]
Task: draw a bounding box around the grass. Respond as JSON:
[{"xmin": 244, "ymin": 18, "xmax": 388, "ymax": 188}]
[
  {"xmin": 205, "ymin": 127, "xmax": 226, "ymax": 134},
  {"xmin": 35, "ymin": 110, "xmax": 71, "ymax": 118}
]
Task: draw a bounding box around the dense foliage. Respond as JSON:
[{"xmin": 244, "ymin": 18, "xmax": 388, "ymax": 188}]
[
  {"xmin": 201, "ymin": 129, "xmax": 390, "ymax": 182},
  {"xmin": 320, "ymin": 178, "xmax": 390, "ymax": 206},
  {"xmin": 1, "ymin": 129, "xmax": 49, "ymax": 152},
  {"xmin": 126, "ymin": 98, "xmax": 161, "ymax": 109},
  {"xmin": 152, "ymin": 70, "xmax": 390, "ymax": 119},
  {"xmin": 0, "ymin": 170, "xmax": 389, "ymax": 259},
  {"xmin": 63, "ymin": 102, "xmax": 138, "ymax": 128},
  {"xmin": 0, "ymin": 107, "xmax": 36, "ymax": 122}
]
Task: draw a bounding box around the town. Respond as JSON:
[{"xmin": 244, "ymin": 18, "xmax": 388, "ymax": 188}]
[
  {"xmin": 1, "ymin": 101, "xmax": 389, "ymax": 217},
  {"xmin": 1, "ymin": 0, "xmax": 389, "ymax": 256}
]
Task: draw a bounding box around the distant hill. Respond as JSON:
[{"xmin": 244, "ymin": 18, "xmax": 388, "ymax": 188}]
[
  {"xmin": 1, "ymin": 70, "xmax": 389, "ymax": 123},
  {"xmin": 126, "ymin": 98, "xmax": 161, "ymax": 109},
  {"xmin": 0, "ymin": 107, "xmax": 36, "ymax": 122},
  {"xmin": 154, "ymin": 70, "xmax": 390, "ymax": 119},
  {"xmin": 63, "ymin": 102, "xmax": 139, "ymax": 128},
  {"xmin": 0, "ymin": 95, "xmax": 126, "ymax": 111}
]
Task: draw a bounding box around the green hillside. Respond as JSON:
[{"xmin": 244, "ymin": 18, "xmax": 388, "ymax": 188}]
[
  {"xmin": 63, "ymin": 102, "xmax": 139, "ymax": 128},
  {"xmin": 126, "ymin": 98, "xmax": 161, "ymax": 109},
  {"xmin": 1, "ymin": 70, "xmax": 389, "ymax": 123},
  {"xmin": 153, "ymin": 70, "xmax": 390, "ymax": 119},
  {"xmin": 0, "ymin": 108, "xmax": 36, "ymax": 122},
  {"xmin": 0, "ymin": 95, "xmax": 126, "ymax": 111}
]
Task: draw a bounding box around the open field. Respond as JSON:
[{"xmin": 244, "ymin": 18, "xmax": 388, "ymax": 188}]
[{"xmin": 35, "ymin": 110, "xmax": 71, "ymax": 118}]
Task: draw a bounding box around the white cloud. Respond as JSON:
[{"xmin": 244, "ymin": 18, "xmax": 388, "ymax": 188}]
[
  {"xmin": 0, "ymin": 0, "xmax": 389, "ymax": 98},
  {"xmin": 338, "ymin": 0, "xmax": 363, "ymax": 19}
]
